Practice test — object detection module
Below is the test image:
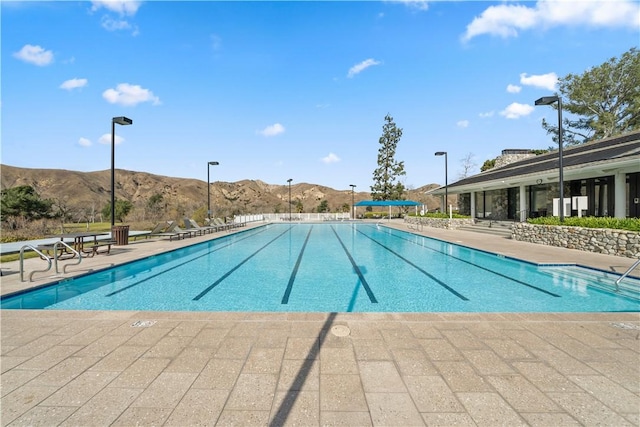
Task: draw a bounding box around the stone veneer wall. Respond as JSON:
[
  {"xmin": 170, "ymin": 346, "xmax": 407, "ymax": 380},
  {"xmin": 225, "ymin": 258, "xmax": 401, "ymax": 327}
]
[
  {"xmin": 512, "ymin": 223, "xmax": 640, "ymax": 258},
  {"xmin": 405, "ymin": 217, "xmax": 475, "ymax": 230}
]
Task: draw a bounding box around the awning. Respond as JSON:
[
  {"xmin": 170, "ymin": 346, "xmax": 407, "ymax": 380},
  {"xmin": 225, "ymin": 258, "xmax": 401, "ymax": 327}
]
[{"xmin": 354, "ymin": 200, "xmax": 421, "ymax": 207}]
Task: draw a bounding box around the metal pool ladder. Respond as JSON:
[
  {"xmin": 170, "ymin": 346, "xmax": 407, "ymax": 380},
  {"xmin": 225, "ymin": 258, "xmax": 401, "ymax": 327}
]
[
  {"xmin": 615, "ymin": 258, "xmax": 640, "ymax": 292},
  {"xmin": 20, "ymin": 241, "xmax": 82, "ymax": 282}
]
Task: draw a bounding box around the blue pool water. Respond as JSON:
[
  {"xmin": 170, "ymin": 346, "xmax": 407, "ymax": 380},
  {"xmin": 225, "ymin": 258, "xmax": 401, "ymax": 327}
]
[{"xmin": 2, "ymin": 223, "xmax": 639, "ymax": 312}]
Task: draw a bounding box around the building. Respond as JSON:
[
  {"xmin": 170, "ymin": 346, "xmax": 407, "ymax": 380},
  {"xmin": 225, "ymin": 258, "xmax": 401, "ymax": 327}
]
[{"xmin": 429, "ymin": 130, "xmax": 640, "ymax": 220}]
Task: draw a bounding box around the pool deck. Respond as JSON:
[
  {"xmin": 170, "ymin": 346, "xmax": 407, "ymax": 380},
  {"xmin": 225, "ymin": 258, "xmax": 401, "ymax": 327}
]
[{"xmin": 1, "ymin": 220, "xmax": 639, "ymax": 426}]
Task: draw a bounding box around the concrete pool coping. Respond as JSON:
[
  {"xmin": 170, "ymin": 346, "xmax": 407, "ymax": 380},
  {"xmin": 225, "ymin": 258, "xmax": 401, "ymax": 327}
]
[{"xmin": 1, "ymin": 220, "xmax": 639, "ymax": 426}]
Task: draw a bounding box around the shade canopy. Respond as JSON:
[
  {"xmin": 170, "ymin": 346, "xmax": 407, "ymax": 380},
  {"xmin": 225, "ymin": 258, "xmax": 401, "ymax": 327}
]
[{"xmin": 354, "ymin": 200, "xmax": 421, "ymax": 207}]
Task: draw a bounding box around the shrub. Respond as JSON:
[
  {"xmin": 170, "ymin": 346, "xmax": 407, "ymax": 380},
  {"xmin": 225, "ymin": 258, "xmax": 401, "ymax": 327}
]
[{"xmin": 526, "ymin": 216, "xmax": 640, "ymax": 232}]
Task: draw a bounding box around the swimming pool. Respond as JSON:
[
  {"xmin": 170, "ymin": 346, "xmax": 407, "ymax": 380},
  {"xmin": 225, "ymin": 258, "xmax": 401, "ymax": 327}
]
[{"xmin": 2, "ymin": 223, "xmax": 639, "ymax": 312}]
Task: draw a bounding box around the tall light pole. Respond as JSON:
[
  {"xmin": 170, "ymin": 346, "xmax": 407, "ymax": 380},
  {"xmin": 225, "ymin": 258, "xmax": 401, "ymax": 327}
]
[
  {"xmin": 287, "ymin": 178, "xmax": 293, "ymax": 220},
  {"xmin": 111, "ymin": 116, "xmax": 133, "ymax": 227},
  {"xmin": 535, "ymin": 95, "xmax": 564, "ymax": 222},
  {"xmin": 207, "ymin": 161, "xmax": 219, "ymax": 219},
  {"xmin": 434, "ymin": 151, "xmax": 447, "ymax": 214},
  {"xmin": 349, "ymin": 184, "xmax": 356, "ymax": 219}
]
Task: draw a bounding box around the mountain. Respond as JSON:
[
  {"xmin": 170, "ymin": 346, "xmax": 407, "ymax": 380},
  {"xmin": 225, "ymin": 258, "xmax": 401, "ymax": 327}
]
[{"xmin": 0, "ymin": 164, "xmax": 443, "ymax": 221}]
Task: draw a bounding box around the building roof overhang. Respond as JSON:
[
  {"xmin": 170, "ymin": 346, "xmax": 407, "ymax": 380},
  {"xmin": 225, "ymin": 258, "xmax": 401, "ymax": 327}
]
[{"xmin": 428, "ymin": 131, "xmax": 640, "ymax": 196}]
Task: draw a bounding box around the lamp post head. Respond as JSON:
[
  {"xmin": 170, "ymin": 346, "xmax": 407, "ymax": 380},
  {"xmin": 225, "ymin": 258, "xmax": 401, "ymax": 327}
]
[
  {"xmin": 350, "ymin": 184, "xmax": 356, "ymax": 189},
  {"xmin": 287, "ymin": 178, "xmax": 293, "ymax": 183},
  {"xmin": 535, "ymin": 96, "xmax": 559, "ymax": 106},
  {"xmin": 112, "ymin": 116, "xmax": 133, "ymax": 126},
  {"xmin": 208, "ymin": 161, "xmax": 219, "ymax": 166},
  {"xmin": 434, "ymin": 151, "xmax": 446, "ymax": 156}
]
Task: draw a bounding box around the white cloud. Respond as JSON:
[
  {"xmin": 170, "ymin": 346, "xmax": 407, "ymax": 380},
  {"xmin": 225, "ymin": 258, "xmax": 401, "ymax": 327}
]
[
  {"xmin": 60, "ymin": 78, "xmax": 88, "ymax": 90},
  {"xmin": 102, "ymin": 83, "xmax": 160, "ymax": 106},
  {"xmin": 462, "ymin": 0, "xmax": 640, "ymax": 41},
  {"xmin": 91, "ymin": 0, "xmax": 141, "ymax": 16},
  {"xmin": 99, "ymin": 133, "xmax": 125, "ymax": 145},
  {"xmin": 500, "ymin": 102, "xmax": 535, "ymax": 119},
  {"xmin": 479, "ymin": 111, "xmax": 495, "ymax": 118},
  {"xmin": 258, "ymin": 123, "xmax": 285, "ymax": 137},
  {"xmin": 347, "ymin": 58, "xmax": 381, "ymax": 78},
  {"xmin": 506, "ymin": 84, "xmax": 521, "ymax": 93},
  {"xmin": 456, "ymin": 120, "xmax": 469, "ymax": 128},
  {"xmin": 321, "ymin": 152, "xmax": 341, "ymax": 164},
  {"xmin": 101, "ymin": 15, "xmax": 132, "ymax": 31},
  {"xmin": 78, "ymin": 137, "xmax": 92, "ymax": 147},
  {"xmin": 520, "ymin": 72, "xmax": 558, "ymax": 91},
  {"xmin": 391, "ymin": 0, "xmax": 429, "ymax": 11},
  {"xmin": 13, "ymin": 44, "xmax": 53, "ymax": 66}
]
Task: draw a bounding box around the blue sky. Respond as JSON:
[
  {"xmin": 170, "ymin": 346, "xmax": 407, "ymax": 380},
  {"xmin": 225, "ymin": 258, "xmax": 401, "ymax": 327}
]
[{"xmin": 2, "ymin": 1, "xmax": 638, "ymax": 192}]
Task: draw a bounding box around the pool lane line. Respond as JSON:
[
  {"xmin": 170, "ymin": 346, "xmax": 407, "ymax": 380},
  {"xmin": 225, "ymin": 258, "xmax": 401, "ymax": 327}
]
[
  {"xmin": 105, "ymin": 226, "xmax": 270, "ymax": 297},
  {"xmin": 331, "ymin": 225, "xmax": 378, "ymax": 304},
  {"xmin": 355, "ymin": 226, "xmax": 468, "ymax": 301},
  {"xmin": 281, "ymin": 226, "xmax": 313, "ymax": 304},
  {"xmin": 369, "ymin": 225, "xmax": 561, "ymax": 298},
  {"xmin": 193, "ymin": 226, "xmax": 293, "ymax": 301}
]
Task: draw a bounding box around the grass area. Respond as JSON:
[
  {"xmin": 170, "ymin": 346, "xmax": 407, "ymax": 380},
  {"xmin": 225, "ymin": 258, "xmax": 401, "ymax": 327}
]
[{"xmin": 0, "ymin": 221, "xmax": 144, "ymax": 263}]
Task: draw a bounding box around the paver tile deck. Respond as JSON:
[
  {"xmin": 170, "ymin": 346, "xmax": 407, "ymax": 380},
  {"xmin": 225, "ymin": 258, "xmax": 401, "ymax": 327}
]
[{"xmin": 1, "ymin": 220, "xmax": 638, "ymax": 426}]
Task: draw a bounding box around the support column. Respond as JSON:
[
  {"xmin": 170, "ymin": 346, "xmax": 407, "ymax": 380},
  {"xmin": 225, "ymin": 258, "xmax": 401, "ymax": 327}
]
[
  {"xmin": 470, "ymin": 192, "xmax": 476, "ymax": 219},
  {"xmin": 614, "ymin": 172, "xmax": 626, "ymax": 218},
  {"xmin": 519, "ymin": 185, "xmax": 527, "ymax": 221}
]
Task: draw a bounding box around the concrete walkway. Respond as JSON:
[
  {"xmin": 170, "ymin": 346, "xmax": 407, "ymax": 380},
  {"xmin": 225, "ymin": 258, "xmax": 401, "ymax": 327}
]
[{"xmin": 1, "ymin": 221, "xmax": 639, "ymax": 426}]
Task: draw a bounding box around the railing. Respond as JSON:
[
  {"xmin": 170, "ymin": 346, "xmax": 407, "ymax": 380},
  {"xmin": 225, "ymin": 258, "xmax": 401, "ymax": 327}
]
[
  {"xmin": 20, "ymin": 245, "xmax": 52, "ymax": 282},
  {"xmin": 52, "ymin": 241, "xmax": 82, "ymax": 274},
  {"xmin": 376, "ymin": 216, "xmax": 390, "ymax": 228},
  {"xmin": 19, "ymin": 241, "xmax": 82, "ymax": 282},
  {"xmin": 262, "ymin": 213, "xmax": 351, "ymax": 222},
  {"xmin": 615, "ymin": 258, "xmax": 640, "ymax": 292}
]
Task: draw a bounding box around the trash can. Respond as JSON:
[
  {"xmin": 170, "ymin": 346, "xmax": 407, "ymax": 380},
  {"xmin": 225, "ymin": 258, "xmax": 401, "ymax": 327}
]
[{"xmin": 112, "ymin": 225, "xmax": 130, "ymax": 245}]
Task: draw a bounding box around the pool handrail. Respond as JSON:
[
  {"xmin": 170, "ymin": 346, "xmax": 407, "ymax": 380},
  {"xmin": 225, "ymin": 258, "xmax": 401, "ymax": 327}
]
[
  {"xmin": 53, "ymin": 241, "xmax": 82, "ymax": 274},
  {"xmin": 615, "ymin": 258, "xmax": 640, "ymax": 292},
  {"xmin": 20, "ymin": 244, "xmax": 52, "ymax": 282}
]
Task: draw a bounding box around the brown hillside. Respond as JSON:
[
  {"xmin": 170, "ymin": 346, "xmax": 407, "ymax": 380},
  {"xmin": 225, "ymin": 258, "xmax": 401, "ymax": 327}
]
[{"xmin": 1, "ymin": 164, "xmax": 445, "ymax": 222}]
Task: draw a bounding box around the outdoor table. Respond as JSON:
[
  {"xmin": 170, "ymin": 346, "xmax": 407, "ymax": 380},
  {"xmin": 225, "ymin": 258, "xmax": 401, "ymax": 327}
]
[{"xmin": 56, "ymin": 232, "xmax": 109, "ymax": 253}]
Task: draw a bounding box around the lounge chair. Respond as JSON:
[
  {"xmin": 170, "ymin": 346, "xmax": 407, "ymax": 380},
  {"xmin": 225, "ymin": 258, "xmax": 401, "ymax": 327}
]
[
  {"xmin": 229, "ymin": 216, "xmax": 246, "ymax": 227},
  {"xmin": 149, "ymin": 221, "xmax": 182, "ymax": 241},
  {"xmin": 189, "ymin": 219, "xmax": 220, "ymax": 233},
  {"xmin": 184, "ymin": 218, "xmax": 216, "ymax": 234},
  {"xmin": 213, "ymin": 217, "xmax": 233, "ymax": 231},
  {"xmin": 204, "ymin": 218, "xmax": 225, "ymax": 232},
  {"xmin": 172, "ymin": 224, "xmax": 197, "ymax": 239}
]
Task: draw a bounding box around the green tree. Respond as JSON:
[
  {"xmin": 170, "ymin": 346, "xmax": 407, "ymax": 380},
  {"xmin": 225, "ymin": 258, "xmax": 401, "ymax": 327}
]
[
  {"xmin": 480, "ymin": 158, "xmax": 496, "ymax": 172},
  {"xmin": 0, "ymin": 185, "xmax": 54, "ymax": 229},
  {"xmin": 542, "ymin": 47, "xmax": 639, "ymax": 145},
  {"xmin": 371, "ymin": 114, "xmax": 406, "ymax": 200},
  {"xmin": 341, "ymin": 203, "xmax": 350, "ymax": 213},
  {"xmin": 102, "ymin": 199, "xmax": 134, "ymax": 223},
  {"xmin": 317, "ymin": 200, "xmax": 329, "ymax": 213},
  {"xmin": 295, "ymin": 200, "xmax": 304, "ymax": 213}
]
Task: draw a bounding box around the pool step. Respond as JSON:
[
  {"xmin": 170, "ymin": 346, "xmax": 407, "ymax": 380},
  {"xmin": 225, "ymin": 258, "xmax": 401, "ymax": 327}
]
[
  {"xmin": 540, "ymin": 265, "xmax": 640, "ymax": 301},
  {"xmin": 458, "ymin": 220, "xmax": 513, "ymax": 239}
]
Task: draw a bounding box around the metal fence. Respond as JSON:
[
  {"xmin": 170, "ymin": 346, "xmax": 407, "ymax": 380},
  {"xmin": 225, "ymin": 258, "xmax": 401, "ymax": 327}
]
[{"xmin": 233, "ymin": 213, "xmax": 351, "ymax": 224}]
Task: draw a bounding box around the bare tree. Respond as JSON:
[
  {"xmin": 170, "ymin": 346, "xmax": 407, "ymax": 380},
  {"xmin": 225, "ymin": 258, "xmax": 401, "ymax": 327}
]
[{"xmin": 458, "ymin": 153, "xmax": 477, "ymax": 180}]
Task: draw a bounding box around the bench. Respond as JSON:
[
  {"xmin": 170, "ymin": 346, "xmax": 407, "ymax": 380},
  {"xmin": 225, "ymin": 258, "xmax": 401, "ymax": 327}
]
[
  {"xmin": 36, "ymin": 244, "xmax": 77, "ymax": 260},
  {"xmin": 81, "ymin": 240, "xmax": 116, "ymax": 257}
]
